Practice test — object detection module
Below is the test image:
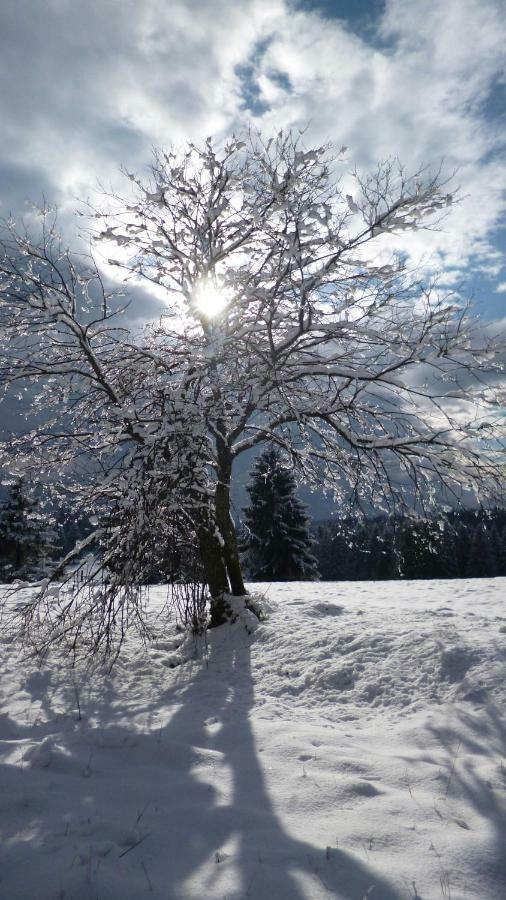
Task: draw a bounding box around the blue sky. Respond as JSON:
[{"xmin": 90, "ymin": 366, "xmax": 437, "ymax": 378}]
[{"xmin": 0, "ymin": 0, "xmax": 504, "ymax": 323}]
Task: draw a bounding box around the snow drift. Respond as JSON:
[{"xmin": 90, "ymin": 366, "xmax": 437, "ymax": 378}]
[{"xmin": 0, "ymin": 578, "xmax": 505, "ymax": 899}]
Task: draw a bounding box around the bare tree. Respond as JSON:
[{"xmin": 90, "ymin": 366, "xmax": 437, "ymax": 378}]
[{"xmin": 0, "ymin": 131, "xmax": 504, "ymax": 656}]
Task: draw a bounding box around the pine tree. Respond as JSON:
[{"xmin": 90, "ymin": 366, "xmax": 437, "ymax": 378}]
[
  {"xmin": 0, "ymin": 480, "xmax": 55, "ymax": 582},
  {"xmin": 241, "ymin": 447, "xmax": 319, "ymax": 581},
  {"xmin": 465, "ymin": 520, "xmax": 498, "ymax": 578},
  {"xmin": 494, "ymin": 521, "xmax": 506, "ymax": 576}
]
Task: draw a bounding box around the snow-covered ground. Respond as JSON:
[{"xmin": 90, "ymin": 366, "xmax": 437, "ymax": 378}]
[{"xmin": 0, "ymin": 579, "xmax": 505, "ymax": 900}]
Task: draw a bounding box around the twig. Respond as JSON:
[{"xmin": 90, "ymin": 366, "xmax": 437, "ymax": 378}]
[
  {"xmin": 141, "ymin": 860, "xmax": 154, "ymax": 892},
  {"xmin": 118, "ymin": 832, "xmax": 151, "ymax": 858}
]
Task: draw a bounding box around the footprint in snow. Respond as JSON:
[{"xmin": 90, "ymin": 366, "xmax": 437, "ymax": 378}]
[
  {"xmin": 151, "ymin": 639, "xmax": 182, "ymax": 652},
  {"xmin": 346, "ymin": 780, "xmax": 382, "ymax": 798},
  {"xmin": 440, "ymin": 645, "xmax": 477, "ymax": 681},
  {"xmin": 461, "ymin": 687, "xmax": 487, "ymax": 703},
  {"xmin": 306, "ymin": 602, "xmax": 345, "ymax": 618},
  {"xmin": 24, "ymin": 670, "xmax": 51, "ymax": 696},
  {"xmin": 204, "ymin": 716, "xmax": 222, "ymax": 732},
  {"xmin": 0, "ymin": 713, "xmax": 19, "ymax": 740},
  {"xmin": 161, "ymin": 657, "xmax": 179, "ymax": 669},
  {"xmin": 95, "ymin": 728, "xmax": 141, "ymax": 749}
]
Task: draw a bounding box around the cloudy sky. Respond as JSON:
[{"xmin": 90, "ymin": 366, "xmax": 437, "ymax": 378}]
[{"xmin": 0, "ymin": 0, "xmax": 505, "ymax": 319}]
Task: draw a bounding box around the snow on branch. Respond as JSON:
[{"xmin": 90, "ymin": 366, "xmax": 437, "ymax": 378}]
[{"xmin": 0, "ymin": 130, "xmax": 504, "ymax": 657}]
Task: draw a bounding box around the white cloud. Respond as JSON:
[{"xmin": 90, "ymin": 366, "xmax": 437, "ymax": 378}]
[
  {"xmin": 0, "ymin": 0, "xmax": 504, "ymax": 294},
  {"xmin": 0, "ymin": 0, "xmax": 284, "ymax": 206},
  {"xmin": 246, "ymin": 0, "xmax": 506, "ymax": 281}
]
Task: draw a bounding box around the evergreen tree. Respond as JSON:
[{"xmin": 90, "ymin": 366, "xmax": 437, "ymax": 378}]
[
  {"xmin": 0, "ymin": 479, "xmax": 52, "ymax": 581},
  {"xmin": 314, "ymin": 520, "xmax": 351, "ymax": 580},
  {"xmin": 54, "ymin": 506, "xmax": 93, "ymax": 558},
  {"xmin": 312, "ymin": 508, "xmax": 505, "ymax": 582},
  {"xmin": 242, "ymin": 447, "xmax": 319, "ymax": 581},
  {"xmin": 369, "ymin": 520, "xmax": 398, "ymax": 580},
  {"xmin": 465, "ymin": 520, "xmax": 498, "ymax": 578},
  {"xmin": 494, "ymin": 521, "xmax": 506, "ymax": 576}
]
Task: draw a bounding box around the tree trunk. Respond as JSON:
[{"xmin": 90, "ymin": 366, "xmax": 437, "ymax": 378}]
[
  {"xmin": 196, "ymin": 521, "xmax": 229, "ymax": 598},
  {"xmin": 192, "ymin": 443, "xmax": 247, "ymax": 627},
  {"xmin": 215, "ymin": 445, "xmax": 247, "ymax": 597},
  {"xmin": 196, "ymin": 516, "xmax": 233, "ymax": 628}
]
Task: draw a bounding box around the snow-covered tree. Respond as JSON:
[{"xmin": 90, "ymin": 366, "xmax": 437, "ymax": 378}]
[
  {"xmin": 0, "ymin": 131, "xmax": 504, "ymax": 656},
  {"xmin": 0, "ymin": 479, "xmax": 54, "ymax": 581},
  {"xmin": 242, "ymin": 446, "xmax": 319, "ymax": 581}
]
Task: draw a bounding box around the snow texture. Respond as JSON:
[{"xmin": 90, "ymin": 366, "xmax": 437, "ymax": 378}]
[{"xmin": 0, "ymin": 578, "xmax": 505, "ymax": 899}]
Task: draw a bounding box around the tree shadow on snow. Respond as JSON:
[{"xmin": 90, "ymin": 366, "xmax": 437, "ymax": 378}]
[
  {"xmin": 2, "ymin": 630, "xmax": 407, "ymax": 900},
  {"xmin": 426, "ymin": 701, "xmax": 506, "ymax": 893},
  {"xmin": 132, "ymin": 633, "xmax": 405, "ymax": 900}
]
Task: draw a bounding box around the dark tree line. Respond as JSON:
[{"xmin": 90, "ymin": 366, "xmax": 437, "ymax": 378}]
[
  {"xmin": 0, "ymin": 478, "xmax": 207, "ymax": 588},
  {"xmin": 314, "ymin": 509, "xmax": 506, "ymax": 581},
  {"xmin": 0, "ymin": 479, "xmax": 91, "ymax": 583},
  {"xmin": 1, "ymin": 476, "xmax": 503, "ymax": 586},
  {"xmin": 0, "ymin": 480, "xmax": 55, "ymax": 581}
]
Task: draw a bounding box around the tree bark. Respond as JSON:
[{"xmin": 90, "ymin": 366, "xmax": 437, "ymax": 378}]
[
  {"xmin": 192, "ymin": 443, "xmax": 247, "ymax": 626},
  {"xmin": 215, "ymin": 444, "xmax": 247, "ymax": 597},
  {"xmin": 196, "ymin": 516, "xmax": 229, "ymax": 599}
]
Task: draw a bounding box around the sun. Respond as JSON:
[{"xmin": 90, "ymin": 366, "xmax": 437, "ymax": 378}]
[{"xmin": 193, "ymin": 278, "xmax": 229, "ymax": 318}]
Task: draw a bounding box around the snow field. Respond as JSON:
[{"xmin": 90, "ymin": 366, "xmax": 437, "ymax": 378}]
[{"xmin": 0, "ymin": 579, "xmax": 505, "ymax": 899}]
